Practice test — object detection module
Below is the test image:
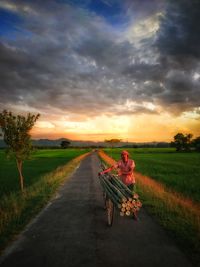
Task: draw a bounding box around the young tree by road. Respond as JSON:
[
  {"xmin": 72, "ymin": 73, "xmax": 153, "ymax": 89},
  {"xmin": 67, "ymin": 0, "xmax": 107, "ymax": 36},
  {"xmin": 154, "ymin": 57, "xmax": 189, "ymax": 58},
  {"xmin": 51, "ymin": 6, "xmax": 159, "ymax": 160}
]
[{"xmin": 0, "ymin": 110, "xmax": 40, "ymax": 192}]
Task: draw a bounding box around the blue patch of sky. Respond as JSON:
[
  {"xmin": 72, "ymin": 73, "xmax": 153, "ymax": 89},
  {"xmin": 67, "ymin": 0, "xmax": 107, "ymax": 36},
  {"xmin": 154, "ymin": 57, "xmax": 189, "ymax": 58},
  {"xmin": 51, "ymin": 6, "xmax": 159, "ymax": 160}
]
[
  {"xmin": 57, "ymin": 0, "xmax": 129, "ymax": 27},
  {"xmin": 0, "ymin": 8, "xmax": 33, "ymax": 41},
  {"xmin": 0, "ymin": 9, "xmax": 23, "ymax": 39},
  {"xmin": 89, "ymin": 0, "xmax": 127, "ymax": 26}
]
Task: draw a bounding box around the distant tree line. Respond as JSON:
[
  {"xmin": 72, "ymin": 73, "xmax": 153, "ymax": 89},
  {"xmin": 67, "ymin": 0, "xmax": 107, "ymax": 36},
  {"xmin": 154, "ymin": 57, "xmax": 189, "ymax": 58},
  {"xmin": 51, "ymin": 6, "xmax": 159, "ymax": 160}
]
[
  {"xmin": 122, "ymin": 142, "xmax": 171, "ymax": 148},
  {"xmin": 171, "ymin": 133, "xmax": 200, "ymax": 152}
]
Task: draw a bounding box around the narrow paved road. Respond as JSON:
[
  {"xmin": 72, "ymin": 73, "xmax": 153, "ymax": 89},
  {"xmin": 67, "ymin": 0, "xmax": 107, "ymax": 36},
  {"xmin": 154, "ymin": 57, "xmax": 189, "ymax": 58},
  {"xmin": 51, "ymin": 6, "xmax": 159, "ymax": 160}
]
[{"xmin": 0, "ymin": 152, "xmax": 192, "ymax": 267}]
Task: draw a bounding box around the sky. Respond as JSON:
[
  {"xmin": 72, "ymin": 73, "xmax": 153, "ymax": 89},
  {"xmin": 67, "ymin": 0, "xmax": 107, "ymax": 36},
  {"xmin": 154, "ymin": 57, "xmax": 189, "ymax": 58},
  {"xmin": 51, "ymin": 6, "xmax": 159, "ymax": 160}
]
[{"xmin": 0, "ymin": 0, "xmax": 200, "ymax": 142}]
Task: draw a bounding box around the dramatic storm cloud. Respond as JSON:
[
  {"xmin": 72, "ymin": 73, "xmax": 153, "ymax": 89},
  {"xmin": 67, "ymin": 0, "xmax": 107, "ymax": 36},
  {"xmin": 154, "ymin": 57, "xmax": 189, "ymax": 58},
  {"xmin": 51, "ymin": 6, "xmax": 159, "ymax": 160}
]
[{"xmin": 0, "ymin": 0, "xmax": 199, "ymax": 141}]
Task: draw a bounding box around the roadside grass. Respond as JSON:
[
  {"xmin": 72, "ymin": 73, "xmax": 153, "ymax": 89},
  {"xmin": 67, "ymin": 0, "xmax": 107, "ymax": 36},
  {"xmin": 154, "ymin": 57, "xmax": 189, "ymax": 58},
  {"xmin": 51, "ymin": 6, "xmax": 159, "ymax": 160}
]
[
  {"xmin": 104, "ymin": 148, "xmax": 200, "ymax": 203},
  {"xmin": 99, "ymin": 149, "xmax": 200, "ymax": 266},
  {"xmin": 0, "ymin": 149, "xmax": 90, "ymax": 254}
]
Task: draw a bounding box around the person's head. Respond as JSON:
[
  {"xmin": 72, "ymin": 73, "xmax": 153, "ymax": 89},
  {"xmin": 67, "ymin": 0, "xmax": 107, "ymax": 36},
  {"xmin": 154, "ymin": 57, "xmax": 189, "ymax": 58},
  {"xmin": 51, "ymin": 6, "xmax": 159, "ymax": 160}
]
[{"xmin": 121, "ymin": 150, "xmax": 129, "ymax": 162}]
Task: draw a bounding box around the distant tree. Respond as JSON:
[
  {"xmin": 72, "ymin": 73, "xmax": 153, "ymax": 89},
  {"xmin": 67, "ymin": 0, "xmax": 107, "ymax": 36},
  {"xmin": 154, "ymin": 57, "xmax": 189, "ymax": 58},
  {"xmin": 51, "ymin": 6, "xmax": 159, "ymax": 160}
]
[
  {"xmin": 60, "ymin": 140, "xmax": 70, "ymax": 149},
  {"xmin": 0, "ymin": 110, "xmax": 40, "ymax": 192},
  {"xmin": 105, "ymin": 138, "xmax": 121, "ymax": 158},
  {"xmin": 192, "ymin": 136, "xmax": 200, "ymax": 152},
  {"xmin": 171, "ymin": 133, "xmax": 193, "ymax": 151},
  {"xmin": 105, "ymin": 139, "xmax": 121, "ymax": 148}
]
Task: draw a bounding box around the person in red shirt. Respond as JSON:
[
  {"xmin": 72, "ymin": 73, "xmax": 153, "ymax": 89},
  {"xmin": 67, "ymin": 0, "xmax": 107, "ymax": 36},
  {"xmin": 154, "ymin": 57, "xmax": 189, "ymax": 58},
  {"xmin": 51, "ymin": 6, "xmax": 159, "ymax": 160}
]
[{"xmin": 99, "ymin": 150, "xmax": 136, "ymax": 193}]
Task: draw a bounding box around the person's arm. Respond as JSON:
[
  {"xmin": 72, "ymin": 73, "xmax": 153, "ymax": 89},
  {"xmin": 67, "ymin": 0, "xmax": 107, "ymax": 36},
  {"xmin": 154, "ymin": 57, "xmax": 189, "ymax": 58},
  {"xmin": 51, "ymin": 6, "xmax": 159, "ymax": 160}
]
[{"xmin": 99, "ymin": 165, "xmax": 115, "ymax": 176}]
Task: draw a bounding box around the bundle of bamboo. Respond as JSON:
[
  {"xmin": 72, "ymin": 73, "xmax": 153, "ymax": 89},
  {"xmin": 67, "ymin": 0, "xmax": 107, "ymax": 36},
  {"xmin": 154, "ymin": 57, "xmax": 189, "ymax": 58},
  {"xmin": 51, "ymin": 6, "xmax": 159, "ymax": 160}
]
[{"xmin": 99, "ymin": 172, "xmax": 142, "ymax": 217}]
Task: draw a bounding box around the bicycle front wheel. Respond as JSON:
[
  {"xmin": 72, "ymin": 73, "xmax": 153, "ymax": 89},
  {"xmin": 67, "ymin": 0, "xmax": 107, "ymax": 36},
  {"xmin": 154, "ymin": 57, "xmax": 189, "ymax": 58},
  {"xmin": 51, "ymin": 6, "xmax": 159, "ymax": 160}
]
[{"xmin": 106, "ymin": 199, "xmax": 114, "ymax": 226}]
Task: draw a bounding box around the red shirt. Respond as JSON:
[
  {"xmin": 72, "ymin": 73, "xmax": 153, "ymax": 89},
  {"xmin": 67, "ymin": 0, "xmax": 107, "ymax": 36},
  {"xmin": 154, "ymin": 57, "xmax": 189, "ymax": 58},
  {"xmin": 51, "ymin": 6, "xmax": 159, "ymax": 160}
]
[{"xmin": 114, "ymin": 159, "xmax": 135, "ymax": 185}]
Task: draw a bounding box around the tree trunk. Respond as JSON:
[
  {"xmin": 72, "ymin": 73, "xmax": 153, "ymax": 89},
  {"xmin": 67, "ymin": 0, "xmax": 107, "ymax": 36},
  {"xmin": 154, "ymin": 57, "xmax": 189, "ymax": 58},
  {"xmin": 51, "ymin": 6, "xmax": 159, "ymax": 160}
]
[{"xmin": 16, "ymin": 159, "xmax": 24, "ymax": 192}]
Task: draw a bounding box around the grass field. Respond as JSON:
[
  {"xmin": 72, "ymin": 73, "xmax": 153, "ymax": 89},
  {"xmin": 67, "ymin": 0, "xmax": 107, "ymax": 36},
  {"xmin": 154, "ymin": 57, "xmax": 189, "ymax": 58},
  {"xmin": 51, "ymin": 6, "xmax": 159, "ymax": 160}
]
[
  {"xmin": 0, "ymin": 149, "xmax": 90, "ymax": 197},
  {"xmin": 104, "ymin": 148, "xmax": 200, "ymax": 203},
  {"xmin": 0, "ymin": 148, "xmax": 90, "ymax": 253}
]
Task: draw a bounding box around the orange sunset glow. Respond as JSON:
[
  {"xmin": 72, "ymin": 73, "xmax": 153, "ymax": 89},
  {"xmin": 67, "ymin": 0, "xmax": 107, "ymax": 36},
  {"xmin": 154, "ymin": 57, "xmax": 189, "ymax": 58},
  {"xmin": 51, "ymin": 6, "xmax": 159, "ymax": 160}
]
[{"xmin": 31, "ymin": 110, "xmax": 200, "ymax": 142}]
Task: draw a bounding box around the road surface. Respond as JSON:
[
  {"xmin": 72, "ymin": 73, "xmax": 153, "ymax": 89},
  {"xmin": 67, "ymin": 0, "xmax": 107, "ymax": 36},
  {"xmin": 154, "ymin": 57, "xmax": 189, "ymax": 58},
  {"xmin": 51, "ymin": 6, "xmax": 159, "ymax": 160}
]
[{"xmin": 0, "ymin": 152, "xmax": 193, "ymax": 267}]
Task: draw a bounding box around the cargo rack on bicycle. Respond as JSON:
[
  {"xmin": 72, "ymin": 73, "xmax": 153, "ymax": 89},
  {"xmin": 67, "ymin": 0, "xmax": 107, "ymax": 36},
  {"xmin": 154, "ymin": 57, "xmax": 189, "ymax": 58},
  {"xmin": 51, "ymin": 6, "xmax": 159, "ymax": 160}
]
[{"xmin": 98, "ymin": 163, "xmax": 142, "ymax": 217}]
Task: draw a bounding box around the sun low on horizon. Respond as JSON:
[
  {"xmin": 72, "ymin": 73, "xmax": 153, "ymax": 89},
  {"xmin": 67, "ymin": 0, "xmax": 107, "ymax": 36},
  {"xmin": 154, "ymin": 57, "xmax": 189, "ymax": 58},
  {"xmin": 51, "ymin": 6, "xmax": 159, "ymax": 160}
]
[{"xmin": 0, "ymin": 0, "xmax": 200, "ymax": 142}]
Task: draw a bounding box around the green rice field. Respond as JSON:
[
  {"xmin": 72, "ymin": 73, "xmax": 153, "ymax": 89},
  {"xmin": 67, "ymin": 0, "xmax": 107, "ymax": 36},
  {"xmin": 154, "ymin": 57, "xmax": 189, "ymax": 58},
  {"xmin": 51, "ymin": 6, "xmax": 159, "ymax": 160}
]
[
  {"xmin": 104, "ymin": 148, "xmax": 200, "ymax": 203},
  {"xmin": 0, "ymin": 149, "xmax": 90, "ymax": 198}
]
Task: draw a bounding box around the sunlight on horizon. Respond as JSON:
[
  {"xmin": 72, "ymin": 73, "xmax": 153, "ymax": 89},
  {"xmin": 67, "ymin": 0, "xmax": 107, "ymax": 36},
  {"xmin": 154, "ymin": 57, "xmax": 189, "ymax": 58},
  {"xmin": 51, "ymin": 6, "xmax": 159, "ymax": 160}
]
[{"xmin": 31, "ymin": 111, "xmax": 200, "ymax": 142}]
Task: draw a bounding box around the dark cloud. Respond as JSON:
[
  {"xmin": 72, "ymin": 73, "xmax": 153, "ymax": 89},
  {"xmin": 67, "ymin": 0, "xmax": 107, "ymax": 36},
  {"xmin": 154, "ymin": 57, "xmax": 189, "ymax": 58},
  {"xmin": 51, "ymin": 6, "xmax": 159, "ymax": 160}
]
[
  {"xmin": 153, "ymin": 0, "xmax": 200, "ymax": 112},
  {"xmin": 0, "ymin": 0, "xmax": 199, "ymax": 118},
  {"xmin": 122, "ymin": 62, "xmax": 165, "ymax": 82},
  {"xmin": 156, "ymin": 0, "xmax": 200, "ymax": 59}
]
